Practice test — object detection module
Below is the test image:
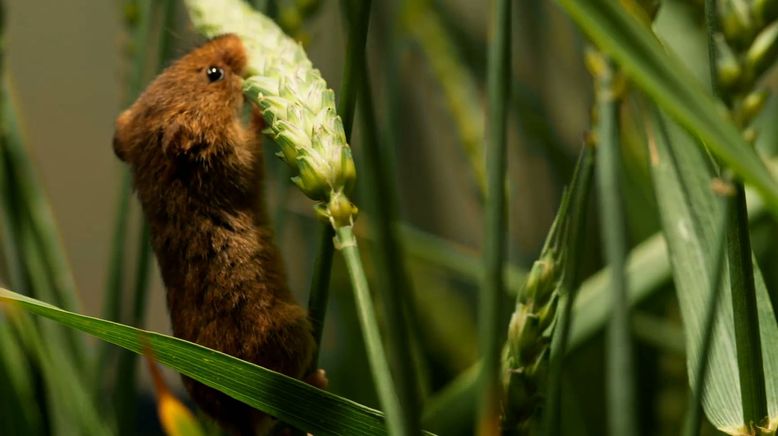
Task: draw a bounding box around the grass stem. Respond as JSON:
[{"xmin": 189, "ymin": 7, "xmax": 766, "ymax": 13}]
[
  {"xmin": 593, "ymin": 56, "xmax": 637, "ymax": 436},
  {"xmin": 357, "ymin": 69, "xmax": 422, "ymax": 434},
  {"xmin": 97, "ymin": 0, "xmax": 155, "ymax": 391},
  {"xmin": 703, "ymin": 0, "xmax": 768, "ymax": 427},
  {"xmin": 478, "ymin": 0, "xmax": 511, "ymax": 432},
  {"xmin": 727, "ymin": 184, "xmax": 768, "ymax": 427},
  {"xmin": 334, "ymin": 225, "xmax": 405, "ymax": 435},
  {"xmin": 306, "ymin": 224, "xmax": 334, "ymax": 366}
]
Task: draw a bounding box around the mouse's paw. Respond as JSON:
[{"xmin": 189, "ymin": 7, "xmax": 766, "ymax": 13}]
[{"xmin": 305, "ymin": 368, "xmax": 328, "ymax": 390}]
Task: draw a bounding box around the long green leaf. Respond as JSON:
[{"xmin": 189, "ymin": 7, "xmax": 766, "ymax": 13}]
[
  {"xmin": 556, "ymin": 0, "xmax": 778, "ymax": 216},
  {"xmin": 0, "ymin": 317, "xmax": 43, "ymax": 435},
  {"xmin": 0, "ymin": 287, "xmax": 436, "ymax": 436},
  {"xmin": 1, "ymin": 86, "xmax": 87, "ymax": 369},
  {"xmin": 647, "ymin": 110, "xmax": 778, "ymax": 433}
]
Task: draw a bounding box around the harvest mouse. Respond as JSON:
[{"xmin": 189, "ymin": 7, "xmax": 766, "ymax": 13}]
[{"xmin": 113, "ymin": 34, "xmax": 324, "ymax": 435}]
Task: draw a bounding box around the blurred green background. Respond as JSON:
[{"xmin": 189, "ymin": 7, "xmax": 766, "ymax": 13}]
[{"xmin": 7, "ymin": 0, "xmax": 771, "ymax": 434}]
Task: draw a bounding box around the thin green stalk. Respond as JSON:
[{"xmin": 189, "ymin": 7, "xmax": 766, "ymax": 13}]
[
  {"xmin": 305, "ymin": 0, "xmax": 371, "ymax": 369},
  {"xmin": 0, "ymin": 132, "xmax": 23, "ymax": 291},
  {"xmin": 97, "ymin": 0, "xmax": 155, "ymax": 391},
  {"xmin": 334, "ymin": 225, "xmax": 404, "ymax": 436},
  {"xmin": 0, "ymin": 318, "xmax": 42, "ymax": 435},
  {"xmin": 2, "ymin": 106, "xmax": 81, "ymax": 315},
  {"xmin": 103, "ymin": 0, "xmax": 156, "ymax": 327},
  {"xmin": 727, "ymin": 184, "xmax": 768, "ymax": 427},
  {"xmin": 593, "ymin": 56, "xmax": 637, "ymax": 436},
  {"xmin": 327, "ymin": 8, "xmax": 413, "ymax": 433},
  {"xmin": 337, "ymin": 0, "xmax": 369, "ymax": 140},
  {"xmin": 100, "ymin": 173, "xmax": 131, "ymax": 326},
  {"xmin": 704, "ymin": 0, "xmax": 720, "ymax": 98},
  {"xmin": 375, "ymin": 0, "xmax": 431, "ymax": 400},
  {"xmin": 683, "ymin": 196, "xmax": 729, "ymax": 436},
  {"xmin": 373, "ymin": 0, "xmax": 402, "ymax": 190},
  {"xmin": 306, "ymin": 224, "xmax": 334, "ymax": 366},
  {"xmin": 7, "ymin": 310, "xmax": 109, "ymax": 435},
  {"xmin": 128, "ymin": 224, "xmax": 153, "ymax": 328},
  {"xmin": 478, "ymin": 0, "xmax": 511, "ymax": 432},
  {"xmin": 0, "ymin": 90, "xmax": 79, "ymax": 310},
  {"xmin": 114, "ymin": 222, "xmax": 153, "ymax": 436},
  {"xmin": 112, "ymin": 2, "xmax": 176, "ymax": 431},
  {"xmin": 703, "ymin": 0, "xmax": 768, "ymax": 427},
  {"xmin": 13, "ymin": 214, "xmax": 107, "ymax": 433},
  {"xmin": 358, "ymin": 71, "xmax": 421, "ymax": 434}
]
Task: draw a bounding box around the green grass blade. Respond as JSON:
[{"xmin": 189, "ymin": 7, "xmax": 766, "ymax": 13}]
[
  {"xmin": 1, "ymin": 87, "xmax": 91, "ymax": 385},
  {"xmin": 682, "ymin": 194, "xmax": 729, "ymax": 436},
  {"xmin": 1, "ymin": 97, "xmax": 81, "ymax": 313},
  {"xmin": 556, "ymin": 0, "xmax": 778, "ymax": 216},
  {"xmin": 0, "ymin": 317, "xmax": 43, "ymax": 435},
  {"xmin": 12, "ymin": 312, "xmax": 111, "ymax": 436},
  {"xmin": 419, "ymin": 178, "xmax": 771, "ymax": 432},
  {"xmin": 703, "ymin": 0, "xmax": 769, "ymax": 423},
  {"xmin": 646, "ymin": 109, "xmax": 778, "ymax": 433},
  {"xmin": 0, "ymin": 287, "xmax": 437, "ymax": 436}
]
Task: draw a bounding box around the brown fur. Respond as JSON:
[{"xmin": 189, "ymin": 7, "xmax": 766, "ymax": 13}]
[{"xmin": 113, "ymin": 34, "xmax": 316, "ymax": 435}]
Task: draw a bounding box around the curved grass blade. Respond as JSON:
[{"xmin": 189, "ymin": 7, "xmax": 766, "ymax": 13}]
[
  {"xmin": 0, "ymin": 287, "xmax": 434, "ymax": 436},
  {"xmin": 556, "ymin": 0, "xmax": 778, "ymax": 216},
  {"xmin": 646, "ymin": 109, "xmax": 778, "ymax": 433}
]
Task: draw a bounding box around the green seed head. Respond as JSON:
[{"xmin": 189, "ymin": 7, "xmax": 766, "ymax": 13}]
[
  {"xmin": 715, "ymin": 35, "xmax": 742, "ymax": 89},
  {"xmin": 745, "ymin": 21, "xmax": 778, "ymax": 79},
  {"xmin": 185, "ymin": 0, "xmax": 358, "ymax": 228},
  {"xmin": 754, "ymin": 0, "xmax": 778, "ymax": 26}
]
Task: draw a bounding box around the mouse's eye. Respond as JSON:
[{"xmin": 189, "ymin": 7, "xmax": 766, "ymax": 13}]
[{"xmin": 206, "ymin": 66, "xmax": 224, "ymax": 82}]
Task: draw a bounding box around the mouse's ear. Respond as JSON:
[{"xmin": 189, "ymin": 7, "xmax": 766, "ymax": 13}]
[{"xmin": 113, "ymin": 109, "xmax": 133, "ymax": 162}]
